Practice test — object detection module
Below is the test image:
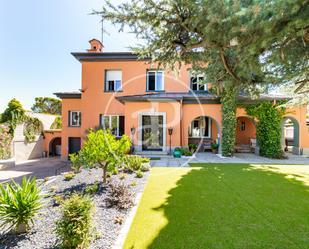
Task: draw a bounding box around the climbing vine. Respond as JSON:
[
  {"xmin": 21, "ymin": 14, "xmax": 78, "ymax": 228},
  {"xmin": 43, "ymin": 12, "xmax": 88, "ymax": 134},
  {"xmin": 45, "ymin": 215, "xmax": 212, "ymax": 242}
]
[
  {"xmin": 0, "ymin": 124, "xmax": 12, "ymax": 160},
  {"xmin": 23, "ymin": 117, "xmax": 43, "ymax": 143},
  {"xmin": 50, "ymin": 116, "xmax": 62, "ymax": 129},
  {"xmin": 221, "ymin": 86, "xmax": 238, "ymax": 157},
  {"xmin": 245, "ymin": 102, "xmax": 286, "ymax": 159}
]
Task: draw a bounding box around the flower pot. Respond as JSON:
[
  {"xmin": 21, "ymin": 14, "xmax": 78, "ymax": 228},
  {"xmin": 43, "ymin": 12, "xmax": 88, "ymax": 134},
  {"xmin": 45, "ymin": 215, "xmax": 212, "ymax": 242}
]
[{"xmin": 173, "ymin": 150, "xmax": 182, "ymax": 158}]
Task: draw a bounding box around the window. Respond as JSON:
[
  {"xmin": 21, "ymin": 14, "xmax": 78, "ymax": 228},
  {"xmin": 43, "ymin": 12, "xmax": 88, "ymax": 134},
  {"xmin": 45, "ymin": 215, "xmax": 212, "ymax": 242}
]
[
  {"xmin": 69, "ymin": 111, "xmax": 81, "ymax": 127},
  {"xmin": 147, "ymin": 70, "xmax": 164, "ymax": 91},
  {"xmin": 190, "ymin": 74, "xmax": 208, "ymax": 91},
  {"xmin": 189, "ymin": 117, "xmax": 211, "ymax": 138},
  {"xmin": 105, "ymin": 70, "xmax": 122, "ymax": 92},
  {"xmin": 240, "ymin": 121, "xmax": 246, "ymax": 131},
  {"xmin": 99, "ymin": 115, "xmax": 125, "ymax": 136}
]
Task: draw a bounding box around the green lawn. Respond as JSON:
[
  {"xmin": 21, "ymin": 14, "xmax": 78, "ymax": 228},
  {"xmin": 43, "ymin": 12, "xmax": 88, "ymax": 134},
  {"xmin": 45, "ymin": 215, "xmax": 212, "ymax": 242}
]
[{"xmin": 124, "ymin": 164, "xmax": 309, "ymax": 249}]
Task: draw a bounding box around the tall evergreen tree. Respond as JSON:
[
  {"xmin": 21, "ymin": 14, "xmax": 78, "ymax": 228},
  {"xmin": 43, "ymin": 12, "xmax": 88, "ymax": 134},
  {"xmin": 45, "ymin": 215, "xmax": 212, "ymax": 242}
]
[
  {"xmin": 98, "ymin": 0, "xmax": 309, "ymax": 156},
  {"xmin": 31, "ymin": 97, "xmax": 61, "ymax": 115}
]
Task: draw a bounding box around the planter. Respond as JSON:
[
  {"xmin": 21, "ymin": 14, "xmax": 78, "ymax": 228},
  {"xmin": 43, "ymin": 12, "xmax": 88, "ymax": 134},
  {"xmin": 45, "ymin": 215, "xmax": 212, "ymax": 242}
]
[{"xmin": 173, "ymin": 150, "xmax": 182, "ymax": 158}]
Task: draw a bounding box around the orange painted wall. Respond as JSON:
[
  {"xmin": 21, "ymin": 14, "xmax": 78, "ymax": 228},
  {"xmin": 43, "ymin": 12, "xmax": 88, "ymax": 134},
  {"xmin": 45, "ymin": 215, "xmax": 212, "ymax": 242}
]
[
  {"xmin": 124, "ymin": 101, "xmax": 182, "ymax": 149},
  {"xmin": 43, "ymin": 130, "xmax": 62, "ymax": 155},
  {"xmin": 236, "ymin": 117, "xmax": 256, "ymax": 145},
  {"xmin": 61, "ymin": 99, "xmax": 82, "ymax": 158},
  {"xmin": 80, "ymin": 61, "xmax": 192, "ymax": 133},
  {"xmin": 182, "ymin": 104, "xmax": 222, "ymax": 146}
]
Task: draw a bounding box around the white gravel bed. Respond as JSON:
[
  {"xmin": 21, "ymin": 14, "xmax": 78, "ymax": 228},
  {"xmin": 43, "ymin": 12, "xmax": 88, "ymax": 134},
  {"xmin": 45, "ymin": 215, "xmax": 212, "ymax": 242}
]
[{"xmin": 0, "ymin": 168, "xmax": 149, "ymax": 249}]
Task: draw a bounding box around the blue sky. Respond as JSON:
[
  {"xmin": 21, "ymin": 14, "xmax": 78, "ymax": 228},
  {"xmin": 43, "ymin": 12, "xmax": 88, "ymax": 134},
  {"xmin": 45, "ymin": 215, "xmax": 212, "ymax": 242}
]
[{"xmin": 0, "ymin": 0, "xmax": 137, "ymax": 112}]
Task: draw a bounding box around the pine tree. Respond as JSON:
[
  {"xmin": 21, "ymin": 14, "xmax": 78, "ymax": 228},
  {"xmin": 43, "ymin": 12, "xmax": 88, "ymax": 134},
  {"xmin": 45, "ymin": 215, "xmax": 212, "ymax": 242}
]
[{"xmin": 98, "ymin": 0, "xmax": 309, "ymax": 156}]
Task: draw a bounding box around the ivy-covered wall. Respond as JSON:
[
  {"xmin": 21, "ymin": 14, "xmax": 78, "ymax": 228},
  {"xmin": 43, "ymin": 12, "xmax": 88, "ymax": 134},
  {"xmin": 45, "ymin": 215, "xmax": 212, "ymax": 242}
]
[
  {"xmin": 0, "ymin": 124, "xmax": 12, "ymax": 160},
  {"xmin": 245, "ymin": 102, "xmax": 285, "ymax": 158}
]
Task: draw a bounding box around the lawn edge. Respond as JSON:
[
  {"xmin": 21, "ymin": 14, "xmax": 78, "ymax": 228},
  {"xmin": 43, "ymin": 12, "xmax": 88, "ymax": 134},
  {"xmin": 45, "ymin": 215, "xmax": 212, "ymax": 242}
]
[{"xmin": 112, "ymin": 188, "xmax": 144, "ymax": 249}]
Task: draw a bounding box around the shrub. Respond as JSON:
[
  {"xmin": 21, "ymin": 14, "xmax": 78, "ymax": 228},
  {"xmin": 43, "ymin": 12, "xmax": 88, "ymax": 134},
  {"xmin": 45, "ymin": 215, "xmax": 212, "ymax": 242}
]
[
  {"xmin": 105, "ymin": 181, "xmax": 133, "ymax": 210},
  {"xmin": 135, "ymin": 170, "xmax": 143, "ymax": 178},
  {"xmin": 179, "ymin": 148, "xmax": 193, "ymax": 156},
  {"xmin": 63, "ymin": 172, "xmax": 75, "ymax": 181},
  {"xmin": 84, "ymin": 183, "xmax": 99, "ymax": 195},
  {"xmin": 211, "ymin": 142, "xmax": 219, "ymax": 150},
  {"xmin": 119, "ymin": 173, "xmax": 127, "ymax": 180},
  {"xmin": 188, "ymin": 143, "xmax": 198, "ymax": 152},
  {"xmin": 141, "ymin": 157, "xmax": 150, "ymax": 163},
  {"xmin": 124, "ymin": 155, "xmax": 143, "ymax": 172},
  {"xmin": 0, "ymin": 177, "xmax": 43, "ymax": 234},
  {"xmin": 141, "ymin": 162, "xmax": 150, "ymax": 172},
  {"xmin": 56, "ymin": 194, "xmax": 94, "ymax": 249},
  {"xmin": 53, "ymin": 195, "xmax": 64, "ymax": 206},
  {"xmin": 69, "ymin": 152, "xmax": 84, "ymax": 173},
  {"xmin": 130, "ymin": 181, "xmax": 137, "ymax": 187}
]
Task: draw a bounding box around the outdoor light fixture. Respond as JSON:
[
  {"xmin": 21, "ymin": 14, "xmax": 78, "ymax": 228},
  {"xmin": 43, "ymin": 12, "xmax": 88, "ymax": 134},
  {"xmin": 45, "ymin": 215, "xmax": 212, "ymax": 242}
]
[
  {"xmin": 130, "ymin": 127, "xmax": 136, "ymax": 136},
  {"xmin": 130, "ymin": 126, "xmax": 136, "ymax": 154},
  {"xmin": 168, "ymin": 127, "xmax": 173, "ymax": 155}
]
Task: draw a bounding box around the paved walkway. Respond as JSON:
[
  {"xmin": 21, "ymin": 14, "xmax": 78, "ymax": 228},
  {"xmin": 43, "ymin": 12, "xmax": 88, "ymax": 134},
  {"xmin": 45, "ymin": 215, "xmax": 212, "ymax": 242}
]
[
  {"xmin": 0, "ymin": 157, "xmax": 70, "ymax": 184},
  {"xmin": 150, "ymin": 152, "xmax": 309, "ymax": 167}
]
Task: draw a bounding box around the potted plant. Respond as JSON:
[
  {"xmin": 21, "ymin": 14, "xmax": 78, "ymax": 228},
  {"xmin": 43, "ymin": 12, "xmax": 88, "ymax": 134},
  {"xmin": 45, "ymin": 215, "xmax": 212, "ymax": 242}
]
[
  {"xmin": 211, "ymin": 142, "xmax": 219, "ymax": 154},
  {"xmin": 173, "ymin": 147, "xmax": 182, "ymax": 158},
  {"xmin": 188, "ymin": 143, "xmax": 198, "ymax": 153}
]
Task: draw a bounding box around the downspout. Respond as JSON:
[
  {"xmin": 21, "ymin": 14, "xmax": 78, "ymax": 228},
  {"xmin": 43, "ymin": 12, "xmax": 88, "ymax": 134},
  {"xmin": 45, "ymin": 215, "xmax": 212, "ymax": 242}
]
[{"xmin": 180, "ymin": 98, "xmax": 183, "ymax": 147}]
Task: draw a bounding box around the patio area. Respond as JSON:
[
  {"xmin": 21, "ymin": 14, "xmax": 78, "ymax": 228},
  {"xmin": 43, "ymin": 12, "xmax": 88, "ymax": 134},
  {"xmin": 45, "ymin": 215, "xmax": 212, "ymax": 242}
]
[{"xmin": 150, "ymin": 152, "xmax": 309, "ymax": 167}]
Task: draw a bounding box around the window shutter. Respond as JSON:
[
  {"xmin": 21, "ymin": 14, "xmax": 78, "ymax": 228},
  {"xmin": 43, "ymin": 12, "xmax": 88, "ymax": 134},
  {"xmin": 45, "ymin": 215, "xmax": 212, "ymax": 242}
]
[{"xmin": 68, "ymin": 111, "xmax": 71, "ymax": 127}]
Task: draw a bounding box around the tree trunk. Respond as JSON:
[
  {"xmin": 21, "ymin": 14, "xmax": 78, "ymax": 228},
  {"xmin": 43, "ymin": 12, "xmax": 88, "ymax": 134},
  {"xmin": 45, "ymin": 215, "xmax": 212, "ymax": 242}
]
[
  {"xmin": 102, "ymin": 165, "xmax": 107, "ymax": 184},
  {"xmin": 221, "ymin": 86, "xmax": 238, "ymax": 157}
]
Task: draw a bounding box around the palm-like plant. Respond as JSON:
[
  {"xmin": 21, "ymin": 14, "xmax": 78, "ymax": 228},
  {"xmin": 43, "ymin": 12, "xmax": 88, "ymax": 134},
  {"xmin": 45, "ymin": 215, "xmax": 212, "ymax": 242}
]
[{"xmin": 0, "ymin": 177, "xmax": 43, "ymax": 234}]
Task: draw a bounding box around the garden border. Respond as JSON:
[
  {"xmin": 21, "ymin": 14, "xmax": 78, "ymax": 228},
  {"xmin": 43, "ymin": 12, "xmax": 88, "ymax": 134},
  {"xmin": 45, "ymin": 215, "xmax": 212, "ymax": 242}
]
[{"xmin": 112, "ymin": 191, "xmax": 144, "ymax": 249}]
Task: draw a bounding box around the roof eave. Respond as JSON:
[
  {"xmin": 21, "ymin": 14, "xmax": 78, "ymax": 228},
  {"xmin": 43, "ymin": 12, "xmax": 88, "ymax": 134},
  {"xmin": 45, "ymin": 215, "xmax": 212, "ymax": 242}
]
[{"xmin": 54, "ymin": 92, "xmax": 81, "ymax": 99}]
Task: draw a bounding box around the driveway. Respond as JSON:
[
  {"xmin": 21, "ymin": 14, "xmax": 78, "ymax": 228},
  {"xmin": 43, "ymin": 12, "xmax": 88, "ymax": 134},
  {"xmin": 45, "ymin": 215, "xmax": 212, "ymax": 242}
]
[{"xmin": 0, "ymin": 158, "xmax": 71, "ymax": 184}]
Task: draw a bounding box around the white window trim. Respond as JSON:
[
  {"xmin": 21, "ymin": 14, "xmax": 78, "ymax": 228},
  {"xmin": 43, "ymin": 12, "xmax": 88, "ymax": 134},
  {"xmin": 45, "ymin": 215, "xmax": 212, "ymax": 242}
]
[
  {"xmin": 146, "ymin": 70, "xmax": 164, "ymax": 91},
  {"xmin": 70, "ymin": 111, "xmax": 81, "ymax": 127},
  {"xmin": 137, "ymin": 112, "xmax": 166, "ymax": 152},
  {"xmin": 190, "ymin": 73, "xmax": 208, "ymax": 91},
  {"xmin": 105, "ymin": 70, "xmax": 122, "ymax": 92}
]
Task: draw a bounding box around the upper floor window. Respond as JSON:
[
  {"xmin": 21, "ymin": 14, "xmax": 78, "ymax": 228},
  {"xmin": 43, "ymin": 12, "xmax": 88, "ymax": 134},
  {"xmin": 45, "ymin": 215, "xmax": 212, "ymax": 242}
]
[
  {"xmin": 190, "ymin": 74, "xmax": 208, "ymax": 91},
  {"xmin": 147, "ymin": 70, "xmax": 164, "ymax": 91},
  {"xmin": 105, "ymin": 70, "xmax": 122, "ymax": 92},
  {"xmin": 69, "ymin": 111, "xmax": 81, "ymax": 127},
  {"xmin": 99, "ymin": 115, "xmax": 125, "ymax": 136}
]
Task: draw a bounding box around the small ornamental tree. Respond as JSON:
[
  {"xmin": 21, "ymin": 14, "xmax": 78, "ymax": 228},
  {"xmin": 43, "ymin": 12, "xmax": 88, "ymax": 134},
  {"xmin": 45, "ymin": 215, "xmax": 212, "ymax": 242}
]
[{"xmin": 81, "ymin": 130, "xmax": 131, "ymax": 183}]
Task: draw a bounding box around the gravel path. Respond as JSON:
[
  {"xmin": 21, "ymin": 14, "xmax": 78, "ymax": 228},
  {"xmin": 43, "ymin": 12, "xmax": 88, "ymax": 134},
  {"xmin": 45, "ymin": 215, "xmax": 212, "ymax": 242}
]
[{"xmin": 0, "ymin": 168, "xmax": 149, "ymax": 249}]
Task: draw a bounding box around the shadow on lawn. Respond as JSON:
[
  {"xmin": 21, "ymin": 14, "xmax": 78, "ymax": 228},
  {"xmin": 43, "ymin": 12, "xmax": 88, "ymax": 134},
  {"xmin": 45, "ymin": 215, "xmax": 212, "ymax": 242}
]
[{"xmin": 148, "ymin": 164, "xmax": 309, "ymax": 249}]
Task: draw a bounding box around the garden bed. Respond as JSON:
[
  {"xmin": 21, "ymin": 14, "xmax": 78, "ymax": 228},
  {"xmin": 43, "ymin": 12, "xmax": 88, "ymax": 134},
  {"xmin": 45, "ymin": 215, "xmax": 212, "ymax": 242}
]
[{"xmin": 0, "ymin": 168, "xmax": 149, "ymax": 249}]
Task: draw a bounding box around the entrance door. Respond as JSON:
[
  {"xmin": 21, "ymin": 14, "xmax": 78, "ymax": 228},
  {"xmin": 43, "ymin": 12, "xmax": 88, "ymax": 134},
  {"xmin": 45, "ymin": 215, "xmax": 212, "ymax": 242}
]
[
  {"xmin": 68, "ymin": 137, "xmax": 81, "ymax": 154},
  {"xmin": 142, "ymin": 115, "xmax": 163, "ymax": 151}
]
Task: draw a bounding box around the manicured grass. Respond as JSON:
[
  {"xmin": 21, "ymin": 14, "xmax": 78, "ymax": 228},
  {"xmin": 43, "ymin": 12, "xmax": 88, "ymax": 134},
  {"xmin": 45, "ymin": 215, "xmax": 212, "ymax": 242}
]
[{"xmin": 124, "ymin": 164, "xmax": 309, "ymax": 249}]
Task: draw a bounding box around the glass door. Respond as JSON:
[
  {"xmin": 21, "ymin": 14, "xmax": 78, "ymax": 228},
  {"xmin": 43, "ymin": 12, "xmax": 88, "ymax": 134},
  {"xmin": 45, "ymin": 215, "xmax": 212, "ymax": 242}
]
[{"xmin": 142, "ymin": 115, "xmax": 163, "ymax": 151}]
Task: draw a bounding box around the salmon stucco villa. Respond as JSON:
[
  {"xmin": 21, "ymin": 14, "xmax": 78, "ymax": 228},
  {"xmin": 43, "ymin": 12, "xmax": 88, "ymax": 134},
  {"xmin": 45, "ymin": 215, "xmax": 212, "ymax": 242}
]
[{"xmin": 44, "ymin": 39, "xmax": 309, "ymax": 159}]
